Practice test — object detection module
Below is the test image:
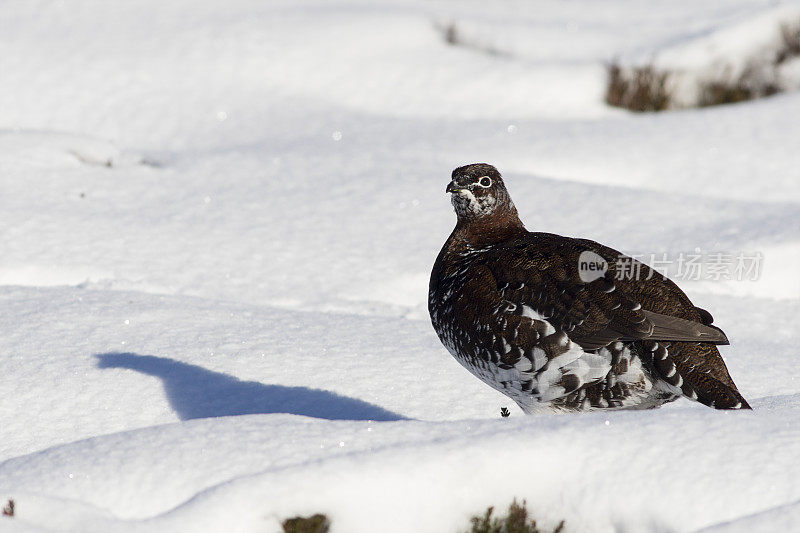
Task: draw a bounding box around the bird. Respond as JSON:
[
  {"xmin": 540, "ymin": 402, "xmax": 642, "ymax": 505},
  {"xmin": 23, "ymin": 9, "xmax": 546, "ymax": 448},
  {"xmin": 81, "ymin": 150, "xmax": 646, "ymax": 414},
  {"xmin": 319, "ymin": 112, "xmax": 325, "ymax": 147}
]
[{"xmin": 429, "ymin": 163, "xmax": 751, "ymax": 413}]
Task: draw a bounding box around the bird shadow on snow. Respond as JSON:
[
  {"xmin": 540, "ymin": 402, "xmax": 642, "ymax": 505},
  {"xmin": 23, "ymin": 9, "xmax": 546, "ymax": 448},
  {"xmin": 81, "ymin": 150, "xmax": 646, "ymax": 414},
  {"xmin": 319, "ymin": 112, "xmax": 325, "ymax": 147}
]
[{"xmin": 95, "ymin": 352, "xmax": 405, "ymax": 422}]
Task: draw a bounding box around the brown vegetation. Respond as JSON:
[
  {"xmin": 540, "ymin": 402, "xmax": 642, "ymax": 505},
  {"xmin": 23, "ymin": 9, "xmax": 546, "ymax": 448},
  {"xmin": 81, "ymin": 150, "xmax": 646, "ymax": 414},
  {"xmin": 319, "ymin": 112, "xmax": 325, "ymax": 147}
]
[
  {"xmin": 282, "ymin": 513, "xmax": 330, "ymax": 533},
  {"xmin": 467, "ymin": 499, "xmax": 565, "ymax": 533},
  {"xmin": 2, "ymin": 499, "xmax": 14, "ymax": 518},
  {"xmin": 605, "ymin": 63, "xmax": 671, "ymax": 112}
]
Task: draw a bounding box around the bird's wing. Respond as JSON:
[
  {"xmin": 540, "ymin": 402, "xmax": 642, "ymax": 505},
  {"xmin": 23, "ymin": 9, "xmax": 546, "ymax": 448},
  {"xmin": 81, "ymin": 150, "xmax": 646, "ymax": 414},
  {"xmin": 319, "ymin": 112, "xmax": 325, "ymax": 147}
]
[
  {"xmin": 449, "ymin": 260, "xmax": 612, "ymax": 404},
  {"xmin": 482, "ymin": 232, "xmax": 729, "ymax": 351},
  {"xmin": 456, "ymin": 232, "xmax": 747, "ymax": 409}
]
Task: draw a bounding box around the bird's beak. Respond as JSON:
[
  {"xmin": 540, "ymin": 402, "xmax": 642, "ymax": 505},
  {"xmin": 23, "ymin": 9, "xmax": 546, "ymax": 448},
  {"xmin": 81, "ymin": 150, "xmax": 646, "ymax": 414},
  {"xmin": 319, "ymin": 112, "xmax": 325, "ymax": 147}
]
[{"xmin": 446, "ymin": 181, "xmax": 461, "ymax": 194}]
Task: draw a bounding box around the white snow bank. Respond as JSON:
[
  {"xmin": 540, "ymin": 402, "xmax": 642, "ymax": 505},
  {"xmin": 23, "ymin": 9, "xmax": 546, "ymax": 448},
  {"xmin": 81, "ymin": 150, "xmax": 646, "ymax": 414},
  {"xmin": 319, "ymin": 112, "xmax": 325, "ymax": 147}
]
[
  {"xmin": 3, "ymin": 402, "xmax": 800, "ymax": 532},
  {"xmin": 1, "ymin": 0, "xmax": 799, "ymax": 531},
  {"xmin": 0, "ymin": 286, "xmax": 797, "ymax": 532}
]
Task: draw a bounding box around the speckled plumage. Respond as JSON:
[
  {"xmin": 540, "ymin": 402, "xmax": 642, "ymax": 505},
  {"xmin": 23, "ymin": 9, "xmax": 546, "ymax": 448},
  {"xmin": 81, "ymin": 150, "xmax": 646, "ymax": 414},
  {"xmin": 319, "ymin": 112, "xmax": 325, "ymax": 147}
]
[{"xmin": 429, "ymin": 163, "xmax": 750, "ymax": 412}]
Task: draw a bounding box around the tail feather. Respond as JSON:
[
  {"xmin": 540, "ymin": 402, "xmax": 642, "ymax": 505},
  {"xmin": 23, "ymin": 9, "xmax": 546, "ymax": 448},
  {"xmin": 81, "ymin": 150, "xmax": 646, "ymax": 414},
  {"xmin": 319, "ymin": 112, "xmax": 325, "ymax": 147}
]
[
  {"xmin": 692, "ymin": 374, "xmax": 752, "ymax": 410},
  {"xmin": 647, "ymin": 341, "xmax": 751, "ymax": 410}
]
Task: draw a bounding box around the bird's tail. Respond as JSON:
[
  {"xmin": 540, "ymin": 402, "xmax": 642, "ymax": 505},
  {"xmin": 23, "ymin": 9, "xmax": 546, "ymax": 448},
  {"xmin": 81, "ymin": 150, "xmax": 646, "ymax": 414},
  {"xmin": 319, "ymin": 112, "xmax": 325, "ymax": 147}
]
[
  {"xmin": 647, "ymin": 341, "xmax": 751, "ymax": 410},
  {"xmin": 692, "ymin": 374, "xmax": 752, "ymax": 409}
]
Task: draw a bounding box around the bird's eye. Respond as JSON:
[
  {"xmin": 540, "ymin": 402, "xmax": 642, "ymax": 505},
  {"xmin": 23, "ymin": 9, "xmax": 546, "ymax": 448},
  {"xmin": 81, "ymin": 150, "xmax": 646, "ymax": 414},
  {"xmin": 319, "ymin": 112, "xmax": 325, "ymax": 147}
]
[{"xmin": 479, "ymin": 177, "xmax": 492, "ymax": 187}]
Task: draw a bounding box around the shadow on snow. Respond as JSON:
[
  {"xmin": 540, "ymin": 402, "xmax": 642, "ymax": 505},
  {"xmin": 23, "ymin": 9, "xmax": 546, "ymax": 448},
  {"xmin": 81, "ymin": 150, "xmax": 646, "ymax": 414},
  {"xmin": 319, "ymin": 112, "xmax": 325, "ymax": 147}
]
[{"xmin": 95, "ymin": 352, "xmax": 405, "ymax": 422}]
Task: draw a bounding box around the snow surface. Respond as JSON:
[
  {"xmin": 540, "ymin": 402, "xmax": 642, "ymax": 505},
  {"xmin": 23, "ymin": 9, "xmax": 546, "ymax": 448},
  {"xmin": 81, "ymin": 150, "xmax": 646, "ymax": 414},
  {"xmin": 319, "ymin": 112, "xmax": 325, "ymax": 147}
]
[{"xmin": 1, "ymin": 0, "xmax": 799, "ymax": 531}]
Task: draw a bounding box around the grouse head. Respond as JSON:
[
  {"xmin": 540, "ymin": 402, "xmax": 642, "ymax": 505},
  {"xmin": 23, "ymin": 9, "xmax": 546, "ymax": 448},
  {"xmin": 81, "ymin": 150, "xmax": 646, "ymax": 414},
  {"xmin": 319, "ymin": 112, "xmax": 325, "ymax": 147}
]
[{"xmin": 447, "ymin": 163, "xmax": 521, "ymax": 230}]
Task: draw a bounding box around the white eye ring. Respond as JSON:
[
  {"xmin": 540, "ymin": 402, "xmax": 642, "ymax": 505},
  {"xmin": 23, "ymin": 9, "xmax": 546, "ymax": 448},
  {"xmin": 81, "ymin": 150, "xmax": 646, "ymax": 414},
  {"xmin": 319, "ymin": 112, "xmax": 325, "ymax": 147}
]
[{"xmin": 478, "ymin": 176, "xmax": 492, "ymax": 188}]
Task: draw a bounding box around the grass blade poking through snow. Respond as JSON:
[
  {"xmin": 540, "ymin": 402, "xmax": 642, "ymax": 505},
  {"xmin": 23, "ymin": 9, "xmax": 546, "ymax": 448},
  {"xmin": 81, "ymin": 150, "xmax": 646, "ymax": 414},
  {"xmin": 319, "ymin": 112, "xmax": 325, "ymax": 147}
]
[
  {"xmin": 2, "ymin": 499, "xmax": 14, "ymax": 517},
  {"xmin": 467, "ymin": 499, "xmax": 564, "ymax": 533}
]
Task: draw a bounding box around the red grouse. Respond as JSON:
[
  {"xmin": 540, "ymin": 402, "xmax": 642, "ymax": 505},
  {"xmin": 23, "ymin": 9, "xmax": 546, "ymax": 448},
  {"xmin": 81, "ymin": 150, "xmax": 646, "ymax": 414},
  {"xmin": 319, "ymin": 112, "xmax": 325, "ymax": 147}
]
[{"xmin": 429, "ymin": 163, "xmax": 750, "ymax": 412}]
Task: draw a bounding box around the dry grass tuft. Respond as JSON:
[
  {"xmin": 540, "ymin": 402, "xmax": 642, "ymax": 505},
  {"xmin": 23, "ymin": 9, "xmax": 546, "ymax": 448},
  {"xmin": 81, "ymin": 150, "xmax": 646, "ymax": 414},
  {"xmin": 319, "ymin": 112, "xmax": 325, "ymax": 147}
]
[
  {"xmin": 605, "ymin": 62, "xmax": 672, "ymax": 112},
  {"xmin": 282, "ymin": 513, "xmax": 330, "ymax": 533},
  {"xmin": 444, "ymin": 22, "xmax": 459, "ymax": 46},
  {"xmin": 2, "ymin": 499, "xmax": 14, "ymax": 518},
  {"xmin": 437, "ymin": 22, "xmax": 505, "ymax": 57},
  {"xmin": 776, "ymin": 21, "xmax": 800, "ymax": 64},
  {"xmin": 697, "ymin": 65, "xmax": 780, "ymax": 107},
  {"xmin": 467, "ymin": 499, "xmax": 565, "ymax": 533}
]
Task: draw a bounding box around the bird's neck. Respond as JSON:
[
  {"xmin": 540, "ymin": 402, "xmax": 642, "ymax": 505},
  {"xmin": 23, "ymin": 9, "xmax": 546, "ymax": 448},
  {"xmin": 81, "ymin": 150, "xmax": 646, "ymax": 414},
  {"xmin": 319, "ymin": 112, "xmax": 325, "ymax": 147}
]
[{"xmin": 451, "ymin": 207, "xmax": 526, "ymax": 249}]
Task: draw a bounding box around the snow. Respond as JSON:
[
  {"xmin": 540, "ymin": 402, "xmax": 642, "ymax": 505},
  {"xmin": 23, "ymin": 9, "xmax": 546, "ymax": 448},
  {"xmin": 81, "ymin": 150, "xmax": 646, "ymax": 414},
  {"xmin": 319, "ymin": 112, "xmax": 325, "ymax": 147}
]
[{"xmin": 1, "ymin": 0, "xmax": 799, "ymax": 531}]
